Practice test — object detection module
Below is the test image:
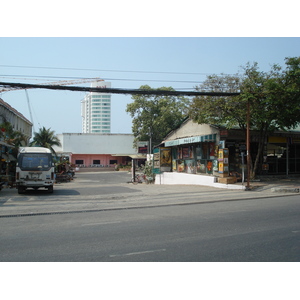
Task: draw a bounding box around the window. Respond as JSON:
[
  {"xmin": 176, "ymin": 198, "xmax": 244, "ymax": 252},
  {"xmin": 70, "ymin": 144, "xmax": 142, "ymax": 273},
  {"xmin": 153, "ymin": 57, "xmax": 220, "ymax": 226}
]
[
  {"xmin": 19, "ymin": 154, "xmax": 52, "ymax": 171},
  {"xmin": 110, "ymin": 160, "xmax": 117, "ymax": 164},
  {"xmin": 93, "ymin": 160, "xmax": 100, "ymax": 164},
  {"xmin": 75, "ymin": 160, "xmax": 84, "ymax": 165}
]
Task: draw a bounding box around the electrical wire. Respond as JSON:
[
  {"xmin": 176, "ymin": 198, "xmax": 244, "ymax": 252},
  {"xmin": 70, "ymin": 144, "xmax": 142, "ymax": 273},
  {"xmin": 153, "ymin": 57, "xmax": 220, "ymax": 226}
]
[
  {"xmin": 0, "ymin": 75, "xmax": 99, "ymax": 80},
  {"xmin": 0, "ymin": 64, "xmax": 235, "ymax": 76},
  {"xmin": 0, "ymin": 74, "xmax": 208, "ymax": 85},
  {"xmin": 0, "ymin": 81, "xmax": 241, "ymax": 96}
]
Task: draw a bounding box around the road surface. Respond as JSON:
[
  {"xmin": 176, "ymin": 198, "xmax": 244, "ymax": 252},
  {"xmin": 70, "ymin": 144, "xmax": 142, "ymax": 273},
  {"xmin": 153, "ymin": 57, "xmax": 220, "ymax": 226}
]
[{"xmin": 0, "ymin": 171, "xmax": 299, "ymax": 261}]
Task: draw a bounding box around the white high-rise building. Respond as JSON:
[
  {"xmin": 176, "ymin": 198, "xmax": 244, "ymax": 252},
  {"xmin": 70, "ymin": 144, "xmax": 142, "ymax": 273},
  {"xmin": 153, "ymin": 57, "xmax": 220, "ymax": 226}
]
[{"xmin": 81, "ymin": 80, "xmax": 111, "ymax": 133}]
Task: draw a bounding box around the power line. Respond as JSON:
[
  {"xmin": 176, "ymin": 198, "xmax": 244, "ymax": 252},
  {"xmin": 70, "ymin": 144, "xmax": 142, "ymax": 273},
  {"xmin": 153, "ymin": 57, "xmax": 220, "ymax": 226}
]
[
  {"xmin": 0, "ymin": 81, "xmax": 240, "ymax": 97},
  {"xmin": 0, "ymin": 64, "xmax": 234, "ymax": 76},
  {"xmin": 0, "ymin": 74, "xmax": 207, "ymax": 85},
  {"xmin": 0, "ymin": 75, "xmax": 99, "ymax": 80}
]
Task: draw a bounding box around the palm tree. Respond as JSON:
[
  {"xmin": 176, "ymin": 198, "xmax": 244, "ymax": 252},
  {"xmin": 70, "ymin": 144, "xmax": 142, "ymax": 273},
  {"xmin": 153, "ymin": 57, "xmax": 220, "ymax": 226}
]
[{"xmin": 30, "ymin": 127, "xmax": 61, "ymax": 155}]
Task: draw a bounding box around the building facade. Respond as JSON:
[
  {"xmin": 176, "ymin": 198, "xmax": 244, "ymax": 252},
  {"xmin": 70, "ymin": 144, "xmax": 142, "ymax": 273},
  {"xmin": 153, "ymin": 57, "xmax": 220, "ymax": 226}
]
[
  {"xmin": 53, "ymin": 133, "xmax": 138, "ymax": 168},
  {"xmin": 0, "ymin": 98, "xmax": 32, "ymax": 143},
  {"xmin": 1, "ymin": 98, "xmax": 32, "ymax": 180},
  {"xmin": 154, "ymin": 118, "xmax": 300, "ymax": 186},
  {"xmin": 81, "ymin": 80, "xmax": 111, "ymax": 133}
]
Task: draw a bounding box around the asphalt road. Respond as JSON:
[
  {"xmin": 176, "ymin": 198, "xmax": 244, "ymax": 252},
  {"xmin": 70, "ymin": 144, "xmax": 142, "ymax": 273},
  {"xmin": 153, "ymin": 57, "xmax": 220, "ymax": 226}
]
[
  {"xmin": 1, "ymin": 196, "xmax": 300, "ymax": 262},
  {"xmin": 0, "ymin": 171, "xmax": 299, "ymax": 262}
]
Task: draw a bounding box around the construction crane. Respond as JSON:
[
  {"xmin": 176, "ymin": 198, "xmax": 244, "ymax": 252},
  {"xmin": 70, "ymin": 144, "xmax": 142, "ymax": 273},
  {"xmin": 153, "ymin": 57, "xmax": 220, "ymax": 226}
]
[
  {"xmin": 0, "ymin": 77, "xmax": 104, "ymax": 93},
  {"xmin": 24, "ymin": 89, "xmax": 36, "ymax": 133},
  {"xmin": 0, "ymin": 77, "xmax": 104, "ymax": 134}
]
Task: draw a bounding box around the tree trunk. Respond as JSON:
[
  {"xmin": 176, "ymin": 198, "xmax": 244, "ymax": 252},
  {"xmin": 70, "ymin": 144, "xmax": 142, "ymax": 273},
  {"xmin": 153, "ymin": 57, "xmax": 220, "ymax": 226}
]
[{"xmin": 251, "ymin": 125, "xmax": 268, "ymax": 179}]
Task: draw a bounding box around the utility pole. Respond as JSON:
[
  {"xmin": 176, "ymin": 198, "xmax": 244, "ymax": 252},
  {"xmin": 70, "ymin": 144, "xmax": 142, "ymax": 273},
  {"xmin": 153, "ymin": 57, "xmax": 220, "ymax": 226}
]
[
  {"xmin": 246, "ymin": 100, "xmax": 251, "ymax": 190},
  {"xmin": 149, "ymin": 126, "xmax": 152, "ymax": 155}
]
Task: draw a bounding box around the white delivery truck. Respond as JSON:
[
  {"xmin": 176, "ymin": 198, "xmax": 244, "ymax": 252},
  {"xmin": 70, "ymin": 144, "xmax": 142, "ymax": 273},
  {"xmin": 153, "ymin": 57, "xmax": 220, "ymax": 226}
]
[{"xmin": 16, "ymin": 147, "xmax": 55, "ymax": 194}]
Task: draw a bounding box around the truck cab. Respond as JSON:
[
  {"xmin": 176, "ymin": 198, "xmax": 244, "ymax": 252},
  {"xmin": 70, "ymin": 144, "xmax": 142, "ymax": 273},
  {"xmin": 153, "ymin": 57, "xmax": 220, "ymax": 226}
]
[{"xmin": 16, "ymin": 147, "xmax": 55, "ymax": 194}]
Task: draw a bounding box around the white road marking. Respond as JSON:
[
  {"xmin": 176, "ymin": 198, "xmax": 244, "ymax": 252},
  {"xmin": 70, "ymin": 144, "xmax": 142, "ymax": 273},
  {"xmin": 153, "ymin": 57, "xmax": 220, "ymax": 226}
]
[{"xmin": 109, "ymin": 249, "xmax": 166, "ymax": 258}]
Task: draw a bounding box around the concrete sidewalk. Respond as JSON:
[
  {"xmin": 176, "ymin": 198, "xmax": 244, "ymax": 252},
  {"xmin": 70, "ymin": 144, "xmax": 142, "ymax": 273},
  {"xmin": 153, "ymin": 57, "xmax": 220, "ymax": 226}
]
[
  {"xmin": 1, "ymin": 173, "xmax": 300, "ymax": 218},
  {"xmin": 69, "ymin": 168, "xmax": 300, "ymax": 193},
  {"xmin": 246, "ymin": 176, "xmax": 300, "ymax": 194},
  {"xmin": 1, "ymin": 173, "xmax": 300, "ymax": 195},
  {"xmin": 154, "ymin": 171, "xmax": 300, "ymax": 193}
]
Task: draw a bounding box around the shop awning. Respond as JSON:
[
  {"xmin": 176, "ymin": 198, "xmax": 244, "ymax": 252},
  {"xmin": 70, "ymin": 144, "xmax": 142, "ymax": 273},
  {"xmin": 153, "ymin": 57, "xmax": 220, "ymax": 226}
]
[
  {"xmin": 55, "ymin": 151, "xmax": 73, "ymax": 157},
  {"xmin": 111, "ymin": 153, "xmax": 147, "ymax": 159},
  {"xmin": 165, "ymin": 134, "xmax": 217, "ymax": 147}
]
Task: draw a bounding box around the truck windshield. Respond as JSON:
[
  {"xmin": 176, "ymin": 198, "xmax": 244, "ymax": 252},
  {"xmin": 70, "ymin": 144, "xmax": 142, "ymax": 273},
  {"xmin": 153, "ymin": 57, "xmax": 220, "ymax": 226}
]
[{"xmin": 18, "ymin": 153, "xmax": 52, "ymax": 171}]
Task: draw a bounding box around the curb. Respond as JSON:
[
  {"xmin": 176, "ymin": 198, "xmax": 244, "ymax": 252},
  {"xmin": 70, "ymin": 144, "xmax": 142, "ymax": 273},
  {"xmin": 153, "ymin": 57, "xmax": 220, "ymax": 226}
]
[{"xmin": 271, "ymin": 187, "xmax": 300, "ymax": 193}]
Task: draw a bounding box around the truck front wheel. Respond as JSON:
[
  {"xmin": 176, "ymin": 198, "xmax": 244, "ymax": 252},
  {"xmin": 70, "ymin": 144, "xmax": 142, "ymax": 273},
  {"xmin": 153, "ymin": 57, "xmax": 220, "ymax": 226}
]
[
  {"xmin": 18, "ymin": 186, "xmax": 25, "ymax": 194},
  {"xmin": 48, "ymin": 185, "xmax": 53, "ymax": 193}
]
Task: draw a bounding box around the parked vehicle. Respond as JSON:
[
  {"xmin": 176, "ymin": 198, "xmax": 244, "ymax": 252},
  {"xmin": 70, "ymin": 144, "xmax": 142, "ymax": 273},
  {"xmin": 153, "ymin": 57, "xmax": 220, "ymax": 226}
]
[{"xmin": 15, "ymin": 147, "xmax": 55, "ymax": 194}]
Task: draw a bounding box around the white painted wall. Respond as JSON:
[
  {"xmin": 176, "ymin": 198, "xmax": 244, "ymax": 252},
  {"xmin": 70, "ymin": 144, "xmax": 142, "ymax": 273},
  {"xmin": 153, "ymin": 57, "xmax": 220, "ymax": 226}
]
[
  {"xmin": 53, "ymin": 133, "xmax": 137, "ymax": 155},
  {"xmin": 155, "ymin": 172, "xmax": 245, "ymax": 190}
]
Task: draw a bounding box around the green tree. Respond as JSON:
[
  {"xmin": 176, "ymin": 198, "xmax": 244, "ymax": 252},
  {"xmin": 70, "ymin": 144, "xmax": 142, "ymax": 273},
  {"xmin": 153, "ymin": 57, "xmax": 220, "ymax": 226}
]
[
  {"xmin": 126, "ymin": 85, "xmax": 189, "ymax": 151},
  {"xmin": 30, "ymin": 127, "xmax": 61, "ymax": 155},
  {"xmin": 189, "ymin": 73, "xmax": 245, "ymax": 129},
  {"xmin": 0, "ymin": 120, "xmax": 27, "ymax": 175},
  {"xmin": 189, "ymin": 57, "xmax": 300, "ymax": 178},
  {"xmin": 240, "ymin": 57, "xmax": 300, "ymax": 177},
  {"xmin": 0, "ymin": 120, "xmax": 27, "ymax": 155}
]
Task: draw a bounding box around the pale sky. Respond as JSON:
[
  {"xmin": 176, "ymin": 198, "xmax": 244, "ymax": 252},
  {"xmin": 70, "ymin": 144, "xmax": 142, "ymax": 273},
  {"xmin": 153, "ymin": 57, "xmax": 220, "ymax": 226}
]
[
  {"xmin": 1, "ymin": 37, "xmax": 299, "ymax": 135},
  {"xmin": 0, "ymin": 2, "xmax": 299, "ymax": 136}
]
